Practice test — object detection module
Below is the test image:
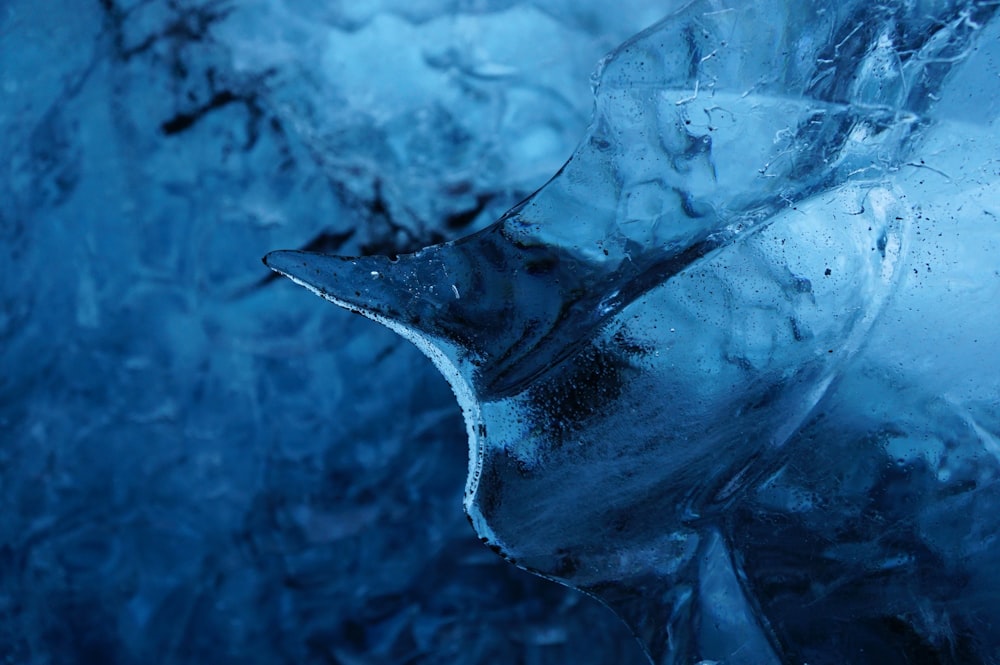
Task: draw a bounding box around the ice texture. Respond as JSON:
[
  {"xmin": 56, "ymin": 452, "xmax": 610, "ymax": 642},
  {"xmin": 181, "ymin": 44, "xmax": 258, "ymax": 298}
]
[
  {"xmin": 267, "ymin": 1, "xmax": 1000, "ymax": 663},
  {"xmin": 0, "ymin": 1, "xmax": 671, "ymax": 663}
]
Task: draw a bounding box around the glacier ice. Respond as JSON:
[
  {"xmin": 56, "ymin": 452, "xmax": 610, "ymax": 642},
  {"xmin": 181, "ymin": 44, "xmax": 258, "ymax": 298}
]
[
  {"xmin": 268, "ymin": 1, "xmax": 1000, "ymax": 663},
  {"xmin": 2, "ymin": 1, "xmax": 671, "ymax": 663}
]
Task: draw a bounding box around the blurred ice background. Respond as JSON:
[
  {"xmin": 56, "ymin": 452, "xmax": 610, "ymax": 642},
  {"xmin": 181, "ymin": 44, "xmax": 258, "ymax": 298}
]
[{"xmin": 0, "ymin": 0, "xmax": 676, "ymax": 662}]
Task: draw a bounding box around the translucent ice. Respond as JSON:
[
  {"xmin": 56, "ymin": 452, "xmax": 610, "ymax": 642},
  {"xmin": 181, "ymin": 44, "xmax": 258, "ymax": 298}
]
[{"xmin": 268, "ymin": 1, "xmax": 1000, "ymax": 662}]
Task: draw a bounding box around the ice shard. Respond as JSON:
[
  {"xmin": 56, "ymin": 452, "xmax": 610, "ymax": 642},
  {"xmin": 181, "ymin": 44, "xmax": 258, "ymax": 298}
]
[{"xmin": 267, "ymin": 1, "xmax": 1000, "ymax": 662}]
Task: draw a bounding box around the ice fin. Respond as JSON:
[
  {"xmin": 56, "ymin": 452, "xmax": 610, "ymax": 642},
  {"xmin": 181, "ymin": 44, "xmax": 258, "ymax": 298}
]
[
  {"xmin": 266, "ymin": 223, "xmax": 681, "ymax": 401},
  {"xmin": 264, "ymin": 247, "xmax": 458, "ymax": 349}
]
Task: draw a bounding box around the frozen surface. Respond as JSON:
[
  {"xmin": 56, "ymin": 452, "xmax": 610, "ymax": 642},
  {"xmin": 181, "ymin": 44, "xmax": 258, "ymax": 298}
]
[
  {"xmin": 0, "ymin": 1, "xmax": 672, "ymax": 663},
  {"xmin": 268, "ymin": 1, "xmax": 1000, "ymax": 663}
]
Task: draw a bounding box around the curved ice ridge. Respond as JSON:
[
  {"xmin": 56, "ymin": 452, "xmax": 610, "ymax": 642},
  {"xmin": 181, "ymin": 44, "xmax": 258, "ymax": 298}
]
[{"xmin": 267, "ymin": 2, "xmax": 1000, "ymax": 663}]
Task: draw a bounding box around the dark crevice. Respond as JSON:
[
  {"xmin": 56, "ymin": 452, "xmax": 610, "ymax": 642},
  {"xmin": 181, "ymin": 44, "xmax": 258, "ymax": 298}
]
[
  {"xmin": 444, "ymin": 192, "xmax": 496, "ymax": 230},
  {"xmin": 161, "ymin": 89, "xmax": 239, "ymax": 135}
]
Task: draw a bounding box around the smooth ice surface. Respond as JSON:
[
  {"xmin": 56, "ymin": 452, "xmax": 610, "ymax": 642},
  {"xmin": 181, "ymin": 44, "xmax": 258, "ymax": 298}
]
[
  {"xmin": 268, "ymin": 1, "xmax": 1000, "ymax": 663},
  {"xmin": 1, "ymin": 1, "xmax": 671, "ymax": 663}
]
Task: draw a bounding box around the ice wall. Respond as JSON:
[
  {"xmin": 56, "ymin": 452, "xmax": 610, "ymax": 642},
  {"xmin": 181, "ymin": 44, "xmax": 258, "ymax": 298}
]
[{"xmin": 0, "ymin": 1, "xmax": 670, "ymax": 662}]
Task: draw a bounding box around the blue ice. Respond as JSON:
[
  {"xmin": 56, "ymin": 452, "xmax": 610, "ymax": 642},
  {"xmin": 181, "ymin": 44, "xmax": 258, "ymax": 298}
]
[{"xmin": 268, "ymin": 1, "xmax": 1000, "ymax": 662}]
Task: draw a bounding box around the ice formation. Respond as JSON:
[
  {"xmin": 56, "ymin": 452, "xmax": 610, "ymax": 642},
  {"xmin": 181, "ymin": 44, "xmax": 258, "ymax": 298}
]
[
  {"xmin": 3, "ymin": 1, "xmax": 666, "ymax": 663},
  {"xmin": 268, "ymin": 1, "xmax": 1000, "ymax": 663}
]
